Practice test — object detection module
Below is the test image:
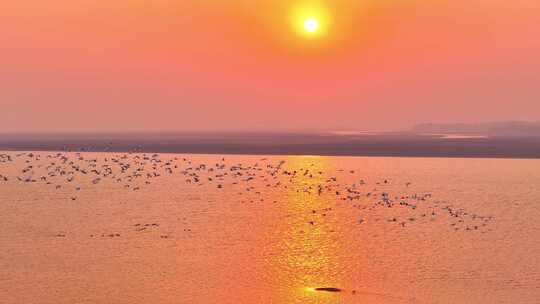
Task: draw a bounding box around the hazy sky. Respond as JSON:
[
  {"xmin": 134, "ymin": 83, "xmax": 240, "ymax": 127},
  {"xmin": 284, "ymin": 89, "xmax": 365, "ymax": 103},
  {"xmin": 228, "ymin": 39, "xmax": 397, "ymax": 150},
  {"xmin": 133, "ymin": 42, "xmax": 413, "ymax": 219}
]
[{"xmin": 1, "ymin": 0, "xmax": 539, "ymax": 133}]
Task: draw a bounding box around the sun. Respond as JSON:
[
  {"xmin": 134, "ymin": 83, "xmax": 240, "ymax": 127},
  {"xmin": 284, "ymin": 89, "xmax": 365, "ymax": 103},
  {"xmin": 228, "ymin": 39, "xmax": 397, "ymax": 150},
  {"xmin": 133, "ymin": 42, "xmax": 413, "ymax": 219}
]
[
  {"xmin": 291, "ymin": 2, "xmax": 330, "ymax": 39},
  {"xmin": 303, "ymin": 18, "xmax": 319, "ymax": 33}
]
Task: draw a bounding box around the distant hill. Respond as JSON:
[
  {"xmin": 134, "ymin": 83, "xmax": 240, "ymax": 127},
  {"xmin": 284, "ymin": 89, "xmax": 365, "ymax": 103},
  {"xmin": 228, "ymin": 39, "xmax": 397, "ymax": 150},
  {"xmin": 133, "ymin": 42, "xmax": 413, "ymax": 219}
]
[{"xmin": 413, "ymin": 122, "xmax": 540, "ymax": 137}]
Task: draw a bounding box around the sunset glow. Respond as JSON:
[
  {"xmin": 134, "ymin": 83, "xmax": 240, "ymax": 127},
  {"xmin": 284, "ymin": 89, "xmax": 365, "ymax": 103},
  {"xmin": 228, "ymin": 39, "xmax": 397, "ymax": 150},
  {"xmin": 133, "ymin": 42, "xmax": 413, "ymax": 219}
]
[
  {"xmin": 291, "ymin": 2, "xmax": 330, "ymax": 38},
  {"xmin": 1, "ymin": 1, "xmax": 539, "ymax": 303},
  {"xmin": 303, "ymin": 18, "xmax": 319, "ymax": 33},
  {"xmin": 0, "ymin": 1, "xmax": 539, "ymax": 133}
]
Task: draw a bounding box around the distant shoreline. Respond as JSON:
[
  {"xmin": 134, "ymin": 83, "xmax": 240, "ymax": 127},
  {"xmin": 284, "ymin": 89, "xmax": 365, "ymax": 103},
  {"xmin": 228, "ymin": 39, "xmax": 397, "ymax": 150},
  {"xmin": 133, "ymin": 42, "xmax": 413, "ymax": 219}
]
[{"xmin": 1, "ymin": 133, "xmax": 540, "ymax": 159}]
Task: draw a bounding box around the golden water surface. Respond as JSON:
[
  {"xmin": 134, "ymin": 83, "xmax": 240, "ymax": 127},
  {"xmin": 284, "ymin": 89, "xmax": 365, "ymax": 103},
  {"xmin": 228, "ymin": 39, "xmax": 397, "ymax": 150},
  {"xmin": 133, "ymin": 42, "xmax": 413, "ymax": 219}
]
[{"xmin": 1, "ymin": 152, "xmax": 539, "ymax": 303}]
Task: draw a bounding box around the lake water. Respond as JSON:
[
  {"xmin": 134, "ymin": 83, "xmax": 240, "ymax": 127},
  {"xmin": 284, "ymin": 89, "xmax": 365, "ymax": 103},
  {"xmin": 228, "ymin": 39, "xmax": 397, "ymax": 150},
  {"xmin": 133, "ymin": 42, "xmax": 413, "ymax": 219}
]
[{"xmin": 1, "ymin": 151, "xmax": 539, "ymax": 303}]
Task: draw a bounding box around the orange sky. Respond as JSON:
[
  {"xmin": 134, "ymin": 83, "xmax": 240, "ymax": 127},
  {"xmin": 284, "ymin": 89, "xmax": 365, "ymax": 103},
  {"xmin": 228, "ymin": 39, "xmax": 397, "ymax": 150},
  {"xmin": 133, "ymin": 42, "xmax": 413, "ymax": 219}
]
[{"xmin": 1, "ymin": 0, "xmax": 539, "ymax": 133}]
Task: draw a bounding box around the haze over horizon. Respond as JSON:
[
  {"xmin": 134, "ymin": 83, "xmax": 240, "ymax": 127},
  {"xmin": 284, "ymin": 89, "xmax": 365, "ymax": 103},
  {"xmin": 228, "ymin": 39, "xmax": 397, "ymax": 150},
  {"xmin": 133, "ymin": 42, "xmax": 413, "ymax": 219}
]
[{"xmin": 1, "ymin": 1, "xmax": 539, "ymax": 133}]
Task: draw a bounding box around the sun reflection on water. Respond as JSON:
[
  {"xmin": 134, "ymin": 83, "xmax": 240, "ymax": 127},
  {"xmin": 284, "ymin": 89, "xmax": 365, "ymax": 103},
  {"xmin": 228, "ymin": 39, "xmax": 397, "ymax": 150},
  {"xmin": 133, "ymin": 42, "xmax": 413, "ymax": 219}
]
[{"xmin": 268, "ymin": 156, "xmax": 346, "ymax": 303}]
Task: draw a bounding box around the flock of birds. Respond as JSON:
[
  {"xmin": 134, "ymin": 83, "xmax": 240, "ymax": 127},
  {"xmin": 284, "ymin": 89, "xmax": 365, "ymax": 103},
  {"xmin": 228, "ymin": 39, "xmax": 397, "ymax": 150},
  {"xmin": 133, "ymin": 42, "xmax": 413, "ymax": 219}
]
[{"xmin": 0, "ymin": 151, "xmax": 494, "ymax": 239}]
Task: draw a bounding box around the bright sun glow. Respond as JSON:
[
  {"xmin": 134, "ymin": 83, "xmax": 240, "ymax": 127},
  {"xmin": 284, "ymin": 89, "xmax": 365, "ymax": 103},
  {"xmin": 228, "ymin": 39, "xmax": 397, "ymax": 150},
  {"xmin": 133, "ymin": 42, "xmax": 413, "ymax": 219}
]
[
  {"xmin": 291, "ymin": 2, "xmax": 330, "ymax": 39},
  {"xmin": 304, "ymin": 18, "xmax": 319, "ymax": 33}
]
